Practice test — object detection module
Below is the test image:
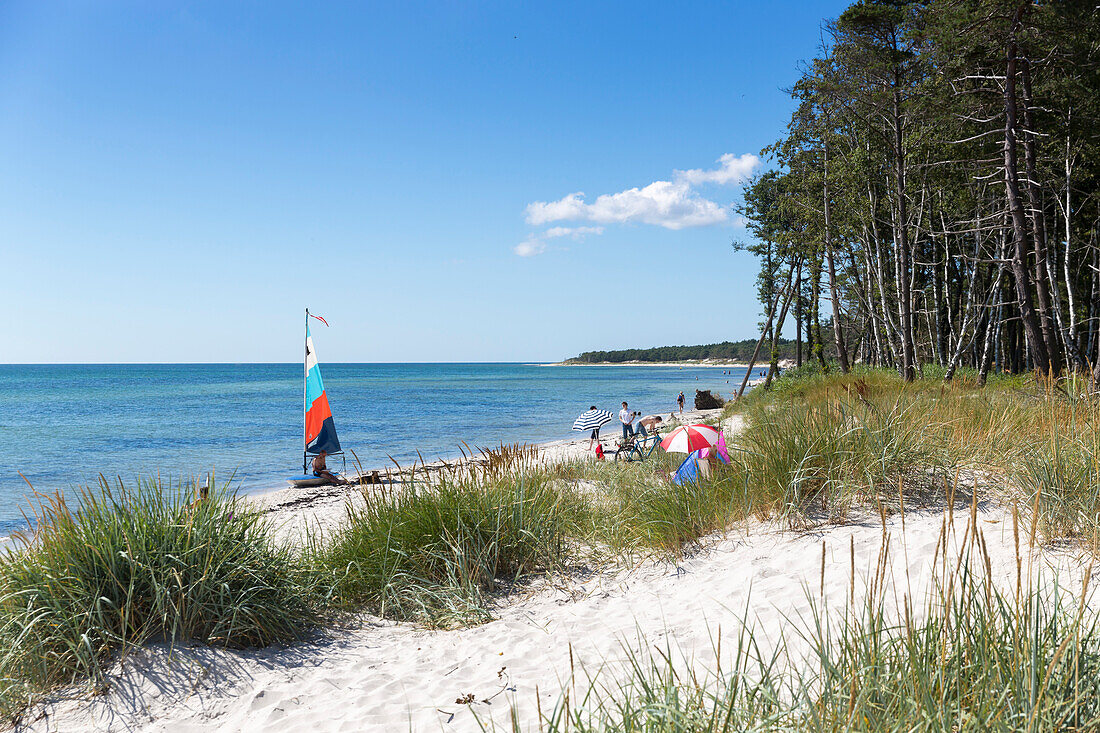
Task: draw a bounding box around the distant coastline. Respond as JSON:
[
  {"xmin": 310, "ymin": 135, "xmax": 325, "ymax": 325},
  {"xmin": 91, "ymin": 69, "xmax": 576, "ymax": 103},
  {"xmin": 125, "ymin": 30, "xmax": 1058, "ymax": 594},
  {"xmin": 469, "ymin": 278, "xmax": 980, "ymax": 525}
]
[
  {"xmin": 562, "ymin": 339, "xmax": 799, "ymax": 366},
  {"xmin": 547, "ymin": 357, "xmax": 797, "ymax": 369},
  {"xmin": 545, "ymin": 360, "xmax": 753, "ymax": 368}
]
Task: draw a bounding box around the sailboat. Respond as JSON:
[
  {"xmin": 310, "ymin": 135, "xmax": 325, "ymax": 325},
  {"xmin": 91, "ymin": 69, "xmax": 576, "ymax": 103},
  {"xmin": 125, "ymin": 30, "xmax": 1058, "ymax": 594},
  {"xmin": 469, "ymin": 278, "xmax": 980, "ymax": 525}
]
[{"xmin": 287, "ymin": 309, "xmax": 344, "ymax": 487}]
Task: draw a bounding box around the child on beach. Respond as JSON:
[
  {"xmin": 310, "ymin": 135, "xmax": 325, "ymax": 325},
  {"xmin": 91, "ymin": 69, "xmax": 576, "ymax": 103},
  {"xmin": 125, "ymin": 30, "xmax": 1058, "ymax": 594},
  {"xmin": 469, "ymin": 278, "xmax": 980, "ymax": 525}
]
[{"xmin": 677, "ymin": 392, "xmax": 685, "ymax": 414}]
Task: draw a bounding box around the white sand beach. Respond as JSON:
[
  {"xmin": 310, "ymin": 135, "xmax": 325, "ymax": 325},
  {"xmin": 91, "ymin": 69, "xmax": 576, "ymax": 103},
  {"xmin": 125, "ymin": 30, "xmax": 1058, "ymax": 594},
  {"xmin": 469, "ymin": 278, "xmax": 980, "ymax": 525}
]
[{"xmin": 16, "ymin": 410, "xmax": 1096, "ymax": 733}]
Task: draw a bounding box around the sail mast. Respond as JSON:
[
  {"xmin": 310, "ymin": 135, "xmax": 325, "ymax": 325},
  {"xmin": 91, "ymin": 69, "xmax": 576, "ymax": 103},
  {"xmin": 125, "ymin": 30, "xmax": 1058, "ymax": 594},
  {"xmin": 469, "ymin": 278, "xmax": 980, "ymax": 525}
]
[
  {"xmin": 302, "ymin": 310, "xmax": 341, "ymax": 471},
  {"xmin": 303, "ymin": 308, "xmax": 309, "ymax": 472}
]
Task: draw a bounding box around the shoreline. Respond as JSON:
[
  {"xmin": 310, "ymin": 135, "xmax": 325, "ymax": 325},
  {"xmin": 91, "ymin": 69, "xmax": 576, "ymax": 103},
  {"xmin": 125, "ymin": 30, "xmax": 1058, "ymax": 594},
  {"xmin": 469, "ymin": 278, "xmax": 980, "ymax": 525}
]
[
  {"xmin": 546, "ymin": 360, "xmax": 749, "ymax": 367},
  {"xmin": 0, "ymin": 396, "xmax": 752, "ymax": 547},
  {"xmin": 248, "ymin": 405, "xmax": 727, "ymax": 545}
]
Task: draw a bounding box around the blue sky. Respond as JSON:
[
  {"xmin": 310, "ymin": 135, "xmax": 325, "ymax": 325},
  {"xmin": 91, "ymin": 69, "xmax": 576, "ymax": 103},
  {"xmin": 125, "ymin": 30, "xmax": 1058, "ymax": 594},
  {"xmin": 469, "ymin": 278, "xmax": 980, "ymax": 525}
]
[{"xmin": 1, "ymin": 1, "xmax": 848, "ymax": 363}]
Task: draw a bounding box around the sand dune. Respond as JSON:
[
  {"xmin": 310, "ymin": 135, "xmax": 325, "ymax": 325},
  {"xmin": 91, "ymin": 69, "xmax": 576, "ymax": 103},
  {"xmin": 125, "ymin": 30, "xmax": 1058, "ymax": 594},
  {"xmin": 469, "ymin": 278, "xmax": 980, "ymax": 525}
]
[{"xmin": 25, "ymin": 503, "xmax": 1090, "ymax": 732}]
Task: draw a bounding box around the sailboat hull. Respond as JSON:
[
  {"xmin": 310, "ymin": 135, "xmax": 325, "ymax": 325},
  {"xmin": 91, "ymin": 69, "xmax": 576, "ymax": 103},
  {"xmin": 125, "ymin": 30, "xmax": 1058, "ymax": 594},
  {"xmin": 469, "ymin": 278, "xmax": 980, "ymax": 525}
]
[{"xmin": 286, "ymin": 475, "xmax": 337, "ymax": 488}]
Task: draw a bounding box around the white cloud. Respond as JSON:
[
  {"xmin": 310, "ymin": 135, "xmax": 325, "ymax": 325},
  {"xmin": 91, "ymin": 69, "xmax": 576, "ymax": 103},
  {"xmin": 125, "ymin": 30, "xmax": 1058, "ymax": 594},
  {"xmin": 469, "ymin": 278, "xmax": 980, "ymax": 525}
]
[
  {"xmin": 513, "ymin": 225, "xmax": 605, "ymax": 257},
  {"xmin": 675, "ymin": 153, "xmax": 760, "ymax": 186},
  {"xmin": 525, "ymin": 180, "xmax": 725, "ymax": 230},
  {"xmin": 514, "ymin": 238, "xmax": 546, "ymax": 257},
  {"xmin": 544, "ymin": 225, "xmax": 605, "ymax": 239},
  {"xmin": 524, "ymin": 153, "xmax": 759, "ymax": 231}
]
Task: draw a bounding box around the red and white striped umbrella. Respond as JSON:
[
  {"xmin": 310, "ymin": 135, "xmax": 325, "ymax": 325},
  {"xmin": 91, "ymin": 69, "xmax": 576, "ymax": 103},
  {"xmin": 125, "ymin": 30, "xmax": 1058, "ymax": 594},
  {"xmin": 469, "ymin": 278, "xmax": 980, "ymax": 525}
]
[{"xmin": 659, "ymin": 424, "xmax": 720, "ymax": 454}]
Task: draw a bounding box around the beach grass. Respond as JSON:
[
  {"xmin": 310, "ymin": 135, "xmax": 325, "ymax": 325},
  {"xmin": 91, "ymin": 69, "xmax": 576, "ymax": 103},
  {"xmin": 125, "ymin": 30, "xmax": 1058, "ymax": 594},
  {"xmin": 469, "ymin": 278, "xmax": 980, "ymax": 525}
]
[
  {"xmin": 0, "ymin": 476, "xmax": 319, "ymax": 720},
  {"xmin": 311, "ymin": 452, "xmax": 577, "ymax": 627},
  {"xmin": 553, "ymin": 365, "xmax": 1100, "ymax": 553},
  {"xmin": 548, "ymin": 450, "xmax": 751, "ymax": 558},
  {"xmin": 529, "ymin": 507, "xmax": 1100, "ymax": 732},
  {"xmin": 716, "ymin": 366, "xmax": 1100, "ymax": 544}
]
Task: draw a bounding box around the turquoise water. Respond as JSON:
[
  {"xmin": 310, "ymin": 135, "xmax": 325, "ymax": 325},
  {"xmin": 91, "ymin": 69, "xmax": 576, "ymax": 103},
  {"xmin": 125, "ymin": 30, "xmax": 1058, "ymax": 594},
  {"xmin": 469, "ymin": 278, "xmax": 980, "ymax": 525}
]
[{"xmin": 0, "ymin": 363, "xmax": 749, "ymax": 535}]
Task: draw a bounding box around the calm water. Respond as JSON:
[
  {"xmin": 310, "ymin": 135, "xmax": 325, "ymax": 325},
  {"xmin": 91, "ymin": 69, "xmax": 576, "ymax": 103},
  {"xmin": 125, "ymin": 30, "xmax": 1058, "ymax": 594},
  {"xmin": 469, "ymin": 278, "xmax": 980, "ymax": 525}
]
[{"xmin": 0, "ymin": 363, "xmax": 750, "ymax": 535}]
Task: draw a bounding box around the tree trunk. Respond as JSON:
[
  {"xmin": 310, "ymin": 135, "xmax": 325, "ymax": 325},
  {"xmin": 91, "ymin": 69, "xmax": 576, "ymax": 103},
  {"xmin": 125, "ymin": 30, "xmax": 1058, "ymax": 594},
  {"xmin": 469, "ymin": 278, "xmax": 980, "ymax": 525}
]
[
  {"xmin": 810, "ymin": 255, "xmax": 827, "ymax": 370},
  {"xmin": 794, "ymin": 261, "xmax": 803, "ymax": 367},
  {"xmin": 1002, "ymin": 6, "xmax": 1050, "ymax": 374},
  {"xmin": 738, "ymin": 265, "xmax": 794, "ymax": 399},
  {"xmin": 1019, "ymin": 57, "xmax": 1061, "ymax": 373},
  {"xmin": 822, "ymin": 140, "xmax": 851, "ymax": 373},
  {"xmin": 892, "ymin": 75, "xmax": 916, "ymax": 382},
  {"xmin": 765, "ymin": 263, "xmax": 799, "ymax": 390},
  {"xmin": 944, "ymin": 217, "xmax": 991, "ymax": 380}
]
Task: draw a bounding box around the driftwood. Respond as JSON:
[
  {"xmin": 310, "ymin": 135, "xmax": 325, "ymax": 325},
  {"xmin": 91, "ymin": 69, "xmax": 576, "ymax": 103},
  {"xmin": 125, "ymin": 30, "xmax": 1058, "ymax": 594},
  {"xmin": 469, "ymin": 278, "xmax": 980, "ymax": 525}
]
[{"xmin": 694, "ymin": 390, "xmax": 725, "ymax": 410}]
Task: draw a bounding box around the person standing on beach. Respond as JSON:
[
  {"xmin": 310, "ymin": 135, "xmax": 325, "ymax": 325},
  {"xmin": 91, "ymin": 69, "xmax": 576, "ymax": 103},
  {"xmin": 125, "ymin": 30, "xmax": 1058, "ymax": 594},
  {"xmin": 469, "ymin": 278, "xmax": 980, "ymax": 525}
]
[
  {"xmin": 619, "ymin": 401, "xmax": 636, "ymax": 439},
  {"xmin": 586, "ymin": 405, "xmax": 602, "ymax": 451},
  {"xmin": 677, "ymin": 391, "xmax": 685, "ymax": 414}
]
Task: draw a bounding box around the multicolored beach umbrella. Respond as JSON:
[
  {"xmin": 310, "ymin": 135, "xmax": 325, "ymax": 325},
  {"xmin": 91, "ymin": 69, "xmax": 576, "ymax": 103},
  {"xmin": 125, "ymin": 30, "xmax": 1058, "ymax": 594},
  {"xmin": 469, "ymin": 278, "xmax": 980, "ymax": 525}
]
[
  {"xmin": 659, "ymin": 424, "xmax": 719, "ymax": 454},
  {"xmin": 304, "ymin": 311, "xmax": 340, "ymax": 458}
]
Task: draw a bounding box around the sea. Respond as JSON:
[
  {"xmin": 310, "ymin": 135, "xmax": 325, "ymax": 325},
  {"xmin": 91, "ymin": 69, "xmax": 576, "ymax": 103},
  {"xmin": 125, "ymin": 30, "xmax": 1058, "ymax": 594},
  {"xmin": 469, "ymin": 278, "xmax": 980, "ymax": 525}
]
[{"xmin": 0, "ymin": 363, "xmax": 752, "ymax": 536}]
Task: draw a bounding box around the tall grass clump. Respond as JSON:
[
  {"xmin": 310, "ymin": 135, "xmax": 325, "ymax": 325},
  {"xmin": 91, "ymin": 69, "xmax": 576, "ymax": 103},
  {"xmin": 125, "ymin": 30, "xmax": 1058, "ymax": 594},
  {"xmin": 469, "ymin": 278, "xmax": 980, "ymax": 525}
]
[
  {"xmin": 722, "ymin": 367, "xmax": 1100, "ymax": 532},
  {"xmin": 0, "ymin": 476, "xmax": 319, "ymax": 718},
  {"xmin": 730, "ymin": 384, "xmax": 932, "ymax": 525},
  {"xmin": 557, "ymin": 452, "xmax": 748, "ymax": 557},
  {"xmin": 1013, "ymin": 394, "xmax": 1100, "ymax": 549},
  {"xmin": 312, "ymin": 465, "xmax": 574, "ymax": 627}
]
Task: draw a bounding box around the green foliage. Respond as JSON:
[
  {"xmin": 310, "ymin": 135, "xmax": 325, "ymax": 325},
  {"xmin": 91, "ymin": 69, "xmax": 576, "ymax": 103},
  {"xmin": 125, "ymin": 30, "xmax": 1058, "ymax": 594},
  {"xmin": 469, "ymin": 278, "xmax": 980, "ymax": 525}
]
[
  {"xmin": 741, "ymin": 0, "xmax": 1100, "ymax": 380},
  {"xmin": 0, "ymin": 477, "xmax": 319, "ymax": 718},
  {"xmin": 310, "ymin": 469, "xmax": 574, "ymax": 627},
  {"xmin": 565, "ymin": 340, "xmax": 799, "ymax": 364}
]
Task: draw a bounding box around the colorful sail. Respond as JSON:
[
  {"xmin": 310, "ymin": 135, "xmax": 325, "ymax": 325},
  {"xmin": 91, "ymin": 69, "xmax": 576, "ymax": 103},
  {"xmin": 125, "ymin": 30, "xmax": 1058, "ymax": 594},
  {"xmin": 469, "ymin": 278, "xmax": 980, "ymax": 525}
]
[{"xmin": 305, "ymin": 321, "xmax": 340, "ymax": 456}]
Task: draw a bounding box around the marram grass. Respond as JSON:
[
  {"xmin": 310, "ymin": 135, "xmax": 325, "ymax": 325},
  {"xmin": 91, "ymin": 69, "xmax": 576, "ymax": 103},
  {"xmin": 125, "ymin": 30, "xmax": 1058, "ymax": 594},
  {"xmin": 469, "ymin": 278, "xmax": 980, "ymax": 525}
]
[
  {"xmin": 0, "ymin": 476, "xmax": 320, "ymax": 720},
  {"xmin": 524, "ymin": 510, "xmax": 1100, "ymax": 733},
  {"xmin": 310, "ymin": 460, "xmax": 576, "ymax": 627}
]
